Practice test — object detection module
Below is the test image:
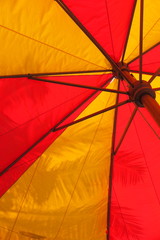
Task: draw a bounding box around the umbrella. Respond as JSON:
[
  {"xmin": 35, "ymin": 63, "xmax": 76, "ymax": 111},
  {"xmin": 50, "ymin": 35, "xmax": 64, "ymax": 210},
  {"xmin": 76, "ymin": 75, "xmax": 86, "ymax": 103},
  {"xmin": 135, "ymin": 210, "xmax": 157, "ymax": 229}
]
[{"xmin": 0, "ymin": 0, "xmax": 160, "ymax": 239}]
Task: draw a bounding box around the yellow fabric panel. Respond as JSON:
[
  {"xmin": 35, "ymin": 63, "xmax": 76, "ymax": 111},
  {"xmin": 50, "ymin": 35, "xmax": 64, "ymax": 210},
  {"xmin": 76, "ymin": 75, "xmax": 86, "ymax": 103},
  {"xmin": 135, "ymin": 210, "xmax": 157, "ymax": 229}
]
[
  {"xmin": 0, "ymin": 0, "xmax": 110, "ymax": 76},
  {"xmin": 0, "ymin": 80, "xmax": 118, "ymax": 240},
  {"xmin": 123, "ymin": 0, "xmax": 160, "ymax": 63}
]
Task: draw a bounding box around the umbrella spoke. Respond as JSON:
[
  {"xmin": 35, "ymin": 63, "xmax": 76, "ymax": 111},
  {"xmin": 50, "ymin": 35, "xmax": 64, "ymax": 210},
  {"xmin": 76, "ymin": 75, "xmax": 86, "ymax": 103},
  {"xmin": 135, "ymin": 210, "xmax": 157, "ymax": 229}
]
[
  {"xmin": 0, "ymin": 129, "xmax": 52, "ymax": 177},
  {"xmin": 53, "ymin": 100, "xmax": 131, "ymax": 133},
  {"xmin": 153, "ymin": 88, "xmax": 160, "ymax": 91},
  {"xmin": 138, "ymin": 109, "xmax": 160, "ymax": 139},
  {"xmin": 29, "ymin": 76, "xmax": 128, "ymax": 95},
  {"xmin": 121, "ymin": 0, "xmax": 137, "ymax": 63},
  {"xmin": 51, "ymin": 77, "xmax": 114, "ymax": 129},
  {"xmin": 0, "ymin": 78, "xmax": 114, "ymax": 137},
  {"xmin": 0, "ymin": 70, "xmax": 112, "ymax": 79},
  {"xmin": 129, "ymin": 69, "xmax": 160, "ymax": 76},
  {"xmin": 128, "ymin": 42, "xmax": 160, "ymax": 65},
  {"xmin": 0, "ymin": 99, "xmax": 130, "ymax": 177},
  {"xmin": 148, "ymin": 67, "xmax": 160, "ymax": 84},
  {"xmin": 0, "ymin": 79, "xmax": 111, "ymax": 176},
  {"xmin": 55, "ymin": 0, "xmax": 116, "ymax": 70},
  {"xmin": 107, "ymin": 79, "xmax": 120, "ymax": 240},
  {"xmin": 139, "ymin": 0, "xmax": 144, "ymax": 83},
  {"xmin": 114, "ymin": 107, "xmax": 138, "ymax": 155},
  {"xmin": 55, "ymin": 0, "xmax": 134, "ymax": 87}
]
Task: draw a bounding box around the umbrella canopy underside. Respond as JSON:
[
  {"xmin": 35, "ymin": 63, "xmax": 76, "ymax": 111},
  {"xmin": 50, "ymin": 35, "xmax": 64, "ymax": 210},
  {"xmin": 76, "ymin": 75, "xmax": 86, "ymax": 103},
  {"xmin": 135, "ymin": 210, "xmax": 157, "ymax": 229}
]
[{"xmin": 0, "ymin": 0, "xmax": 160, "ymax": 240}]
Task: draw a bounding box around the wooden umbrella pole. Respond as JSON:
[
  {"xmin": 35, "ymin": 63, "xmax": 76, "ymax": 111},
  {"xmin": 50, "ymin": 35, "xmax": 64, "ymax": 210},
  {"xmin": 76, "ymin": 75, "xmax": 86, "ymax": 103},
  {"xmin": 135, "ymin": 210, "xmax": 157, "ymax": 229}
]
[
  {"xmin": 141, "ymin": 95, "xmax": 160, "ymax": 127},
  {"xmin": 121, "ymin": 69, "xmax": 160, "ymax": 127}
]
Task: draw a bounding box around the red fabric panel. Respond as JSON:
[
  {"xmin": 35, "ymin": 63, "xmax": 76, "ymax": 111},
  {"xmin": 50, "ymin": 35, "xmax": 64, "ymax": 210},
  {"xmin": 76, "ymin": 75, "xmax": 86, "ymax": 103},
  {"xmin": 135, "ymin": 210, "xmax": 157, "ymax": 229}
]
[
  {"xmin": 110, "ymin": 82, "xmax": 160, "ymax": 239},
  {"xmin": 129, "ymin": 43, "xmax": 160, "ymax": 74},
  {"xmin": 0, "ymin": 74, "xmax": 112, "ymax": 196},
  {"xmin": 63, "ymin": 0, "xmax": 136, "ymax": 62}
]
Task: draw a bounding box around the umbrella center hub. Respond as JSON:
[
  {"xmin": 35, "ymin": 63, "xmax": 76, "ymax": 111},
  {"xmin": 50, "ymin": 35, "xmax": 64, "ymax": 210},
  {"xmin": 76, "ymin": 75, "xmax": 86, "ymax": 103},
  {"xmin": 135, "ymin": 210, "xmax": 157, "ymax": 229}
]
[{"xmin": 128, "ymin": 81, "xmax": 156, "ymax": 107}]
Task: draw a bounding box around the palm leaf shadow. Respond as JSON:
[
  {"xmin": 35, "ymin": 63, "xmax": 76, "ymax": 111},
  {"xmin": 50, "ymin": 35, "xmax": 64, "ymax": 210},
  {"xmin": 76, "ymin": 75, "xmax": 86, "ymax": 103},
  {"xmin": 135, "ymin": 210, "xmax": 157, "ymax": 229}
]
[
  {"xmin": 110, "ymin": 196, "xmax": 143, "ymax": 240},
  {"xmin": 113, "ymin": 151, "xmax": 146, "ymax": 186}
]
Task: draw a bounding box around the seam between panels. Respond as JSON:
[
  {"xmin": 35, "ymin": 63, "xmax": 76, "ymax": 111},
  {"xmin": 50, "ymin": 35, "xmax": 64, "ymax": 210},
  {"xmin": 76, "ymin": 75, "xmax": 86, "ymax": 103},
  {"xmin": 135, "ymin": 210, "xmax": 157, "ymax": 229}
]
[
  {"xmin": 128, "ymin": 42, "xmax": 160, "ymax": 65},
  {"xmin": 0, "ymin": 78, "xmax": 113, "ymax": 179},
  {"xmin": 122, "ymin": 81, "xmax": 160, "ymax": 203},
  {"xmin": 104, "ymin": 0, "xmax": 116, "ymax": 61},
  {"xmin": 121, "ymin": 0, "xmax": 138, "ymax": 63},
  {"xmin": 125, "ymin": 17, "xmax": 160, "ymax": 63},
  {"xmin": 122, "ymin": 79, "xmax": 159, "ymax": 138},
  {"xmin": 54, "ymin": 82, "xmax": 117, "ymax": 240},
  {"xmin": 0, "ymin": 24, "xmax": 107, "ymax": 70},
  {"xmin": 0, "ymin": 226, "xmax": 22, "ymax": 240},
  {"xmin": 137, "ymin": 109, "xmax": 160, "ymax": 139},
  {"xmin": 0, "ymin": 90, "xmax": 96, "ymax": 138},
  {"xmin": 107, "ymin": 79, "xmax": 120, "ymax": 240},
  {"xmin": 7, "ymin": 161, "xmax": 41, "ymax": 240},
  {"xmin": 0, "ymin": 226, "xmax": 18, "ymax": 234},
  {"xmin": 129, "ymin": 61, "xmax": 160, "ymax": 68},
  {"xmin": 55, "ymin": 0, "xmax": 126, "ymax": 75},
  {"xmin": 129, "ymin": 70, "xmax": 160, "ymax": 76},
  {"xmin": 112, "ymin": 186, "xmax": 130, "ymax": 240},
  {"xmin": 132, "ymin": 118, "xmax": 160, "ymax": 207},
  {"xmin": 89, "ymin": 80, "xmax": 118, "ymax": 240}
]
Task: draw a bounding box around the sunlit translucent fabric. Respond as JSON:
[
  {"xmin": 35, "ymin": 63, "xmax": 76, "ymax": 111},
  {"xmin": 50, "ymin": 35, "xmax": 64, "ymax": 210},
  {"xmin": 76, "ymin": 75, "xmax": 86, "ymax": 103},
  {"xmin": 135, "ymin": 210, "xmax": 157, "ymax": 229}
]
[
  {"xmin": 110, "ymin": 81, "xmax": 160, "ymax": 240},
  {"xmin": 129, "ymin": 43, "xmax": 160, "ymax": 73},
  {"xmin": 0, "ymin": 80, "xmax": 118, "ymax": 240},
  {"xmin": 123, "ymin": 0, "xmax": 160, "ymax": 63},
  {"xmin": 0, "ymin": 0, "xmax": 110, "ymax": 76},
  {"xmin": 0, "ymin": 0, "xmax": 160, "ymax": 240},
  {"xmin": 0, "ymin": 74, "xmax": 113, "ymax": 196},
  {"xmin": 63, "ymin": 0, "xmax": 136, "ymax": 62}
]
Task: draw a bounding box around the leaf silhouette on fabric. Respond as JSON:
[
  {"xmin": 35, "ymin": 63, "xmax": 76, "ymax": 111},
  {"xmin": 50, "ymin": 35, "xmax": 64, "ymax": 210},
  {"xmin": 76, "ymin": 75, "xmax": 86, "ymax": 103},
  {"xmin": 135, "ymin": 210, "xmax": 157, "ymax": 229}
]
[
  {"xmin": 113, "ymin": 151, "xmax": 146, "ymax": 186},
  {"xmin": 110, "ymin": 190, "xmax": 143, "ymax": 240}
]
